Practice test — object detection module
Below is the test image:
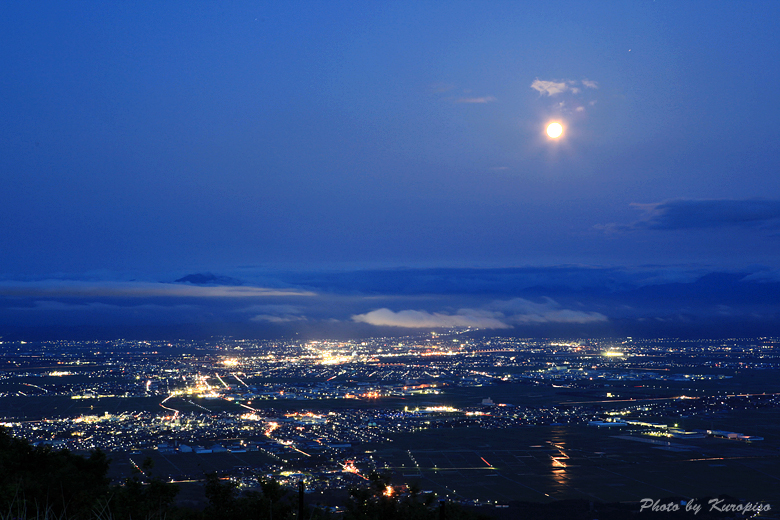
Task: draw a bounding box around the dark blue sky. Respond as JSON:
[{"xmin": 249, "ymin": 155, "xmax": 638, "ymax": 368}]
[{"xmin": 2, "ymin": 2, "xmax": 780, "ymax": 338}]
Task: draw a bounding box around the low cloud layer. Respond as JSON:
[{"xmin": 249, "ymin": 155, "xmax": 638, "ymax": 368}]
[
  {"xmin": 600, "ymin": 199, "xmax": 780, "ymax": 232},
  {"xmin": 489, "ymin": 298, "xmax": 608, "ymax": 324},
  {"xmin": 5, "ymin": 266, "xmax": 780, "ymax": 340},
  {"xmin": 351, "ymin": 298, "xmax": 607, "ymax": 329},
  {"xmin": 247, "ymin": 304, "xmax": 308, "ymax": 323},
  {"xmin": 352, "ymin": 308, "xmax": 511, "ymax": 329},
  {"xmin": 0, "ymin": 280, "xmax": 314, "ymax": 299}
]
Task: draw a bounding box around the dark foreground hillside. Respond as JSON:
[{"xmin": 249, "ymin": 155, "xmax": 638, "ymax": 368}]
[{"xmin": 0, "ymin": 428, "xmax": 772, "ymax": 520}]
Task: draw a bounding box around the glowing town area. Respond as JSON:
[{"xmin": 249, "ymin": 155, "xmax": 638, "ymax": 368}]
[{"xmin": 1, "ymin": 334, "xmax": 779, "ymax": 506}]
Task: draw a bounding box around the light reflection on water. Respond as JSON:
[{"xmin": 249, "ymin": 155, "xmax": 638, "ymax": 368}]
[{"xmin": 548, "ymin": 427, "xmax": 571, "ymax": 492}]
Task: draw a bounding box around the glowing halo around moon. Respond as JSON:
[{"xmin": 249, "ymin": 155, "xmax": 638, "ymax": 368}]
[{"xmin": 546, "ymin": 122, "xmax": 563, "ymax": 139}]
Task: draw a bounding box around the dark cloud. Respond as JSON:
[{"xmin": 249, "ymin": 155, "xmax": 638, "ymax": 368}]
[{"xmin": 599, "ymin": 199, "xmax": 780, "ymax": 232}]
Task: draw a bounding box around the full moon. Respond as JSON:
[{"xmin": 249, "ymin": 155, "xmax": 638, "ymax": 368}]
[{"xmin": 546, "ymin": 122, "xmax": 563, "ymax": 138}]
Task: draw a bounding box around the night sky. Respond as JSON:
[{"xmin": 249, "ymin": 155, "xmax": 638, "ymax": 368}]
[{"xmin": 2, "ymin": 2, "xmax": 780, "ymax": 339}]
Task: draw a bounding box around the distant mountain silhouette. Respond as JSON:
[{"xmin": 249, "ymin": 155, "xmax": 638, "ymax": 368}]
[{"xmin": 174, "ymin": 272, "xmax": 243, "ymax": 286}]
